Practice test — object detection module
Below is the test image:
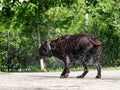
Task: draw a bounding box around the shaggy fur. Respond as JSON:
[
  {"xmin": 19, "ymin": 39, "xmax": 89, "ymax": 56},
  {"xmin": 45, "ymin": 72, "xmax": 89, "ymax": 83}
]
[{"xmin": 36, "ymin": 34, "xmax": 102, "ymax": 78}]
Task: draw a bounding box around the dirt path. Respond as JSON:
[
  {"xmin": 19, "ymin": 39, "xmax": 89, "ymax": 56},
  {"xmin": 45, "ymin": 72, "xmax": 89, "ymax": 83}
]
[{"xmin": 0, "ymin": 70, "xmax": 120, "ymax": 90}]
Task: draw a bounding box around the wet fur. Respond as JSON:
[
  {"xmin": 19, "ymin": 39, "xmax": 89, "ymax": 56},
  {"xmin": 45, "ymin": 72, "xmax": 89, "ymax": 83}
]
[{"xmin": 37, "ymin": 34, "xmax": 102, "ymax": 78}]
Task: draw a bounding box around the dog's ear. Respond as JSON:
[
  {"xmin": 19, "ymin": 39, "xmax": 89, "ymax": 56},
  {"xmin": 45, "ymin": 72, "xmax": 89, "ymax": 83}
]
[{"xmin": 51, "ymin": 41, "xmax": 56, "ymax": 50}]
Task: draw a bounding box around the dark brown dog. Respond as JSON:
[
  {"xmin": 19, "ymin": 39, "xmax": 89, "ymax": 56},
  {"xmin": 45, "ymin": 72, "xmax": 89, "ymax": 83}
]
[{"xmin": 36, "ymin": 34, "xmax": 101, "ymax": 78}]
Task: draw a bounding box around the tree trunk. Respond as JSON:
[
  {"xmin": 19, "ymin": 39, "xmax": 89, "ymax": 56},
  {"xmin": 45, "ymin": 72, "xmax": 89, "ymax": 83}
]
[
  {"xmin": 36, "ymin": 22, "xmax": 46, "ymax": 72},
  {"xmin": 7, "ymin": 29, "xmax": 10, "ymax": 72}
]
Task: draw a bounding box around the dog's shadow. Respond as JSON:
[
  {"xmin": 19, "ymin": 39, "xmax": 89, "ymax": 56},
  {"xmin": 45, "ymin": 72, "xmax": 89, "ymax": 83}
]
[
  {"xmin": 30, "ymin": 75, "xmax": 76, "ymax": 79},
  {"xmin": 29, "ymin": 74, "xmax": 120, "ymax": 81}
]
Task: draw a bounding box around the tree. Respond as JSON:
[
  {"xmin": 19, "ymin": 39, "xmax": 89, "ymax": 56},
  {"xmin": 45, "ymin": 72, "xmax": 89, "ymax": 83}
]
[
  {"xmin": 0, "ymin": 0, "xmax": 77, "ymax": 71},
  {"xmin": 0, "ymin": 0, "xmax": 120, "ymax": 71},
  {"xmin": 86, "ymin": 0, "xmax": 120, "ymax": 66}
]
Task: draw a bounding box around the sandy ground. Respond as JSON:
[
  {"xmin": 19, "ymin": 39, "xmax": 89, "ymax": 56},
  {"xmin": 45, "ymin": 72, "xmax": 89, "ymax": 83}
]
[{"xmin": 0, "ymin": 70, "xmax": 120, "ymax": 90}]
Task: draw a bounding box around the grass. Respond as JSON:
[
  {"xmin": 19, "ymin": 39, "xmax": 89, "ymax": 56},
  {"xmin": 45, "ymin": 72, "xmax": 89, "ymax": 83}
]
[
  {"xmin": 0, "ymin": 66, "xmax": 120, "ymax": 73},
  {"xmin": 0, "ymin": 71, "xmax": 4, "ymax": 74},
  {"xmin": 102, "ymin": 66, "xmax": 120, "ymax": 70}
]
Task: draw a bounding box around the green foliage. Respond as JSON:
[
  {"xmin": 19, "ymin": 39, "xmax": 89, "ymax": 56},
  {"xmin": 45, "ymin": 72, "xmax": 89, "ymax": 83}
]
[
  {"xmin": 0, "ymin": 0, "xmax": 120, "ymax": 72},
  {"xmin": 86, "ymin": 0, "xmax": 120, "ymax": 66},
  {"xmin": 27, "ymin": 65, "xmax": 40, "ymax": 72},
  {"xmin": 42, "ymin": 0, "xmax": 85, "ymax": 40}
]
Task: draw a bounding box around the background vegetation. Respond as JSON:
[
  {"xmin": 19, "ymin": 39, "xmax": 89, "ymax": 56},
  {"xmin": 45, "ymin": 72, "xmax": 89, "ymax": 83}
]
[{"xmin": 0, "ymin": 0, "xmax": 120, "ymax": 72}]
